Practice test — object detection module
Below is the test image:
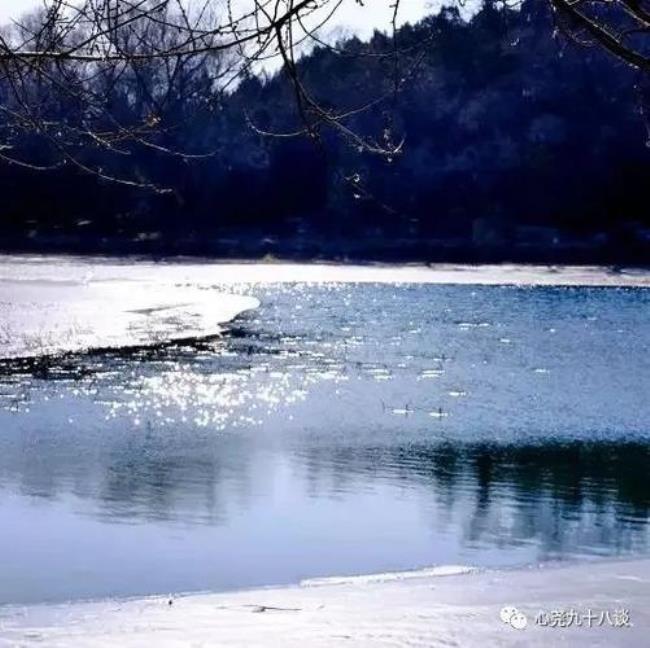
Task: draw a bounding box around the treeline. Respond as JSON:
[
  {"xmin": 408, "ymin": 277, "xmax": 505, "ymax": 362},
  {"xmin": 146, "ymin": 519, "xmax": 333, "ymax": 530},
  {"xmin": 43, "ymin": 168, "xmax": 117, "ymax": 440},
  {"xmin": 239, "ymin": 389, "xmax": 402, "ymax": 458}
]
[{"xmin": 1, "ymin": 0, "xmax": 649, "ymax": 262}]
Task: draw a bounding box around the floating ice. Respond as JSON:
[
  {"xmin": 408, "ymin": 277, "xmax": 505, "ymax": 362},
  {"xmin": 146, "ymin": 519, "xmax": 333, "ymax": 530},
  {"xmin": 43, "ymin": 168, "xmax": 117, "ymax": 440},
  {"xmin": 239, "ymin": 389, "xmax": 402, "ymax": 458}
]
[{"xmin": 0, "ymin": 278, "xmax": 259, "ymax": 359}]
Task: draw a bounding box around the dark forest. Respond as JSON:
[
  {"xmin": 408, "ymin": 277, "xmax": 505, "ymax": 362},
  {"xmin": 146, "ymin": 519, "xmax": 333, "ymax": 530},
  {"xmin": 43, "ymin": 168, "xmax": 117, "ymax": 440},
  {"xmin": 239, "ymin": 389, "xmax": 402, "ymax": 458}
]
[{"xmin": 2, "ymin": 0, "xmax": 649, "ymax": 263}]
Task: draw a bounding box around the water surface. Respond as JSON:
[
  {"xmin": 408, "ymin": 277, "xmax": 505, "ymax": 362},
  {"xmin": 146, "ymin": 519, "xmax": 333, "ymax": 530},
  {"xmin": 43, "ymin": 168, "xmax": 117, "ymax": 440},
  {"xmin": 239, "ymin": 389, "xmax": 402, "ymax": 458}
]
[{"xmin": 0, "ymin": 259, "xmax": 649, "ymax": 604}]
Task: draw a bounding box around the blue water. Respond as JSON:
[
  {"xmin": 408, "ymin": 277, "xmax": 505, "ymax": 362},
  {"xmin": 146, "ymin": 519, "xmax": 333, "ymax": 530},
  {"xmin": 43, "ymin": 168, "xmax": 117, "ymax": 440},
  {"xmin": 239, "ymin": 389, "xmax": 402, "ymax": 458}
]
[{"xmin": 1, "ymin": 277, "xmax": 649, "ymax": 604}]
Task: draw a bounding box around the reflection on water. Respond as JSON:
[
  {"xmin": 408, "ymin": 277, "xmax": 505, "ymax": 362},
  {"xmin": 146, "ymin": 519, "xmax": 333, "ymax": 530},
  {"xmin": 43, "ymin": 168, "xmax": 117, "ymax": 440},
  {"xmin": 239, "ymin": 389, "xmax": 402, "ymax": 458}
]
[
  {"xmin": 0, "ymin": 276, "xmax": 649, "ymax": 604},
  {"xmin": 299, "ymin": 441, "xmax": 650, "ymax": 555}
]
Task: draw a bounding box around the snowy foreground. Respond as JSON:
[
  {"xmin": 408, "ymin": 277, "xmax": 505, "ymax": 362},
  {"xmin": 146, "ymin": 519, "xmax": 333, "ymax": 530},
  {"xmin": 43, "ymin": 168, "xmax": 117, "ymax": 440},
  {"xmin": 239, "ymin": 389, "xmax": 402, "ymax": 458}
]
[{"xmin": 1, "ymin": 559, "xmax": 648, "ymax": 647}]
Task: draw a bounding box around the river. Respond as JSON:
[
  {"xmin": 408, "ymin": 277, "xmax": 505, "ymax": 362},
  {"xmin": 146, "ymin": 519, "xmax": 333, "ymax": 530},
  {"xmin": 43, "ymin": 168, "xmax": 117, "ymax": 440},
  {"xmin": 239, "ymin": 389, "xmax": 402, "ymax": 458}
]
[{"xmin": 0, "ymin": 256, "xmax": 648, "ymax": 604}]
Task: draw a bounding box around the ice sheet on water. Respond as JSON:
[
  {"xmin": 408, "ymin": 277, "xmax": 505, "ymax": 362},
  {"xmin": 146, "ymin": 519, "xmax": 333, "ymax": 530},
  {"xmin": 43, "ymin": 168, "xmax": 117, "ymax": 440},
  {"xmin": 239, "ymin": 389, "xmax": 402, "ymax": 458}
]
[
  {"xmin": 0, "ymin": 278, "xmax": 259, "ymax": 359},
  {"xmin": 300, "ymin": 564, "xmax": 476, "ymax": 587}
]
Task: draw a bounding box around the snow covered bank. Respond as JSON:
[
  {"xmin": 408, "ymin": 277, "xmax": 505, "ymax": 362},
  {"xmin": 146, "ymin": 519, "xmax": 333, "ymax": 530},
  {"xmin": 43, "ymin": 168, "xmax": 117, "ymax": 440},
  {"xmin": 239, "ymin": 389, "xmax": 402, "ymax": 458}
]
[
  {"xmin": 159, "ymin": 262, "xmax": 649, "ymax": 287},
  {"xmin": 1, "ymin": 559, "xmax": 648, "ymax": 647},
  {"xmin": 1, "ymin": 255, "xmax": 650, "ymax": 287}
]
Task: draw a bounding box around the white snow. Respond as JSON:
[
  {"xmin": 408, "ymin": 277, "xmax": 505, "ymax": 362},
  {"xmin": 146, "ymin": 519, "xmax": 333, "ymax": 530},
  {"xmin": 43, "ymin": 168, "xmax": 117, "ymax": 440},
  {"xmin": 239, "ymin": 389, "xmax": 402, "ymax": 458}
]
[
  {"xmin": 0, "ymin": 255, "xmax": 649, "ymax": 288},
  {"xmin": 0, "ymin": 559, "xmax": 648, "ymax": 647}
]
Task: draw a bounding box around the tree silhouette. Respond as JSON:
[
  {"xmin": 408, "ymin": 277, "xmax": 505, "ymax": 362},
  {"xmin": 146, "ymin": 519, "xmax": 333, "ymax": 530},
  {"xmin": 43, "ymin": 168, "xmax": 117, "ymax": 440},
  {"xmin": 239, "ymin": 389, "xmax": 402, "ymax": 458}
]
[{"xmin": 0, "ymin": 0, "xmax": 407, "ymax": 185}]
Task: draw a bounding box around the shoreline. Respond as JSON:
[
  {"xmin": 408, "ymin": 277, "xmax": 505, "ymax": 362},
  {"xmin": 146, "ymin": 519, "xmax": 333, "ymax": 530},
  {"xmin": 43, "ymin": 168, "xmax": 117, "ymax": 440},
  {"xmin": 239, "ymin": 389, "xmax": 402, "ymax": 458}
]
[
  {"xmin": 2, "ymin": 557, "xmax": 648, "ymax": 646},
  {"xmin": 1, "ymin": 255, "xmax": 650, "ymax": 287}
]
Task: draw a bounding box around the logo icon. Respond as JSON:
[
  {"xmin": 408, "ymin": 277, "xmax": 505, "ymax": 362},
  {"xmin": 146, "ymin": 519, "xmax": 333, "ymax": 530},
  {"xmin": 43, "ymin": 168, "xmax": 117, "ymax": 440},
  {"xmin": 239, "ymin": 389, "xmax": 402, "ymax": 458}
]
[{"xmin": 500, "ymin": 606, "xmax": 528, "ymax": 630}]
